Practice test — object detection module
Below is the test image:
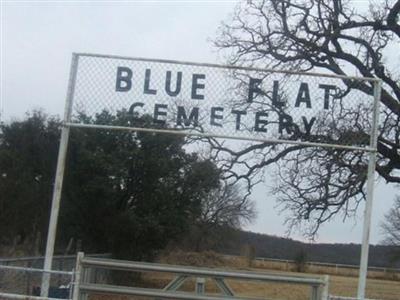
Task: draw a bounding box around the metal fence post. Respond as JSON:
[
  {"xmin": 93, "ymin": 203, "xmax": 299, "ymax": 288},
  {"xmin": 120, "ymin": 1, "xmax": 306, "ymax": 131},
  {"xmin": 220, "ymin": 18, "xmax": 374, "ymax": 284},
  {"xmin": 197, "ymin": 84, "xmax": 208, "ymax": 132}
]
[
  {"xmin": 81, "ymin": 255, "xmax": 89, "ymax": 300},
  {"xmin": 310, "ymin": 285, "xmax": 318, "ymax": 300},
  {"xmin": 40, "ymin": 53, "xmax": 79, "ymax": 297},
  {"xmin": 72, "ymin": 252, "xmax": 84, "ymax": 300},
  {"xmin": 357, "ymin": 79, "xmax": 381, "ymax": 300},
  {"xmin": 196, "ymin": 278, "xmax": 206, "ymax": 295},
  {"xmin": 26, "ymin": 260, "xmax": 32, "ymax": 295},
  {"xmin": 321, "ymin": 275, "xmax": 329, "ymax": 300},
  {"xmin": 69, "ymin": 268, "xmax": 75, "ymax": 300},
  {"xmin": 58, "ymin": 259, "xmax": 63, "ymax": 286}
]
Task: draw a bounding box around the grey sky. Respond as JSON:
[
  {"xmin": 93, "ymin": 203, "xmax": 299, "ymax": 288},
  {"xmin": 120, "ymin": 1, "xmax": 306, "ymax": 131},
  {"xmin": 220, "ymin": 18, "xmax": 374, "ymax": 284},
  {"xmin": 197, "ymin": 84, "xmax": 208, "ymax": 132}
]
[{"xmin": 1, "ymin": 0, "xmax": 398, "ymax": 245}]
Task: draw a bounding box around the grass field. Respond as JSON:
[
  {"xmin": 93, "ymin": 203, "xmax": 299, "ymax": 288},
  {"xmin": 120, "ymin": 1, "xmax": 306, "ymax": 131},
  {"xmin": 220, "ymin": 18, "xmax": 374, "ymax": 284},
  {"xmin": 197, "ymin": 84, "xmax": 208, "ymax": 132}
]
[
  {"xmin": 88, "ymin": 252, "xmax": 400, "ymax": 300},
  {"xmin": 251, "ymin": 259, "xmax": 400, "ymax": 281}
]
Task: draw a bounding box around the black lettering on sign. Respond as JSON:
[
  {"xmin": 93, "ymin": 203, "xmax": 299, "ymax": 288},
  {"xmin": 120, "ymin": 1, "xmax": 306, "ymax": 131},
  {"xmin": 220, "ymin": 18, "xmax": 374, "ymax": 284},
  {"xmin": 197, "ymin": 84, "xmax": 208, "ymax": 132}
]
[
  {"xmin": 295, "ymin": 82, "xmax": 311, "ymax": 108},
  {"xmin": 231, "ymin": 110, "xmax": 247, "ymax": 130},
  {"xmin": 210, "ymin": 107, "xmax": 223, "ymax": 127},
  {"xmin": 165, "ymin": 71, "xmax": 182, "ymax": 97},
  {"xmin": 177, "ymin": 106, "xmax": 199, "ymax": 126},
  {"xmin": 144, "ymin": 69, "xmax": 157, "ymax": 95},
  {"xmin": 248, "ymin": 77, "xmax": 263, "ymax": 103},
  {"xmin": 255, "ymin": 112, "xmax": 268, "ymax": 132},
  {"xmin": 272, "ymin": 81, "xmax": 285, "ymax": 107},
  {"xmin": 191, "ymin": 74, "xmax": 205, "ymax": 100},
  {"xmin": 128, "ymin": 102, "xmax": 144, "ymax": 115},
  {"xmin": 302, "ymin": 117, "xmax": 316, "ymax": 136},
  {"xmin": 116, "ymin": 67, "xmax": 133, "ymax": 92},
  {"xmin": 153, "ymin": 104, "xmax": 167, "ymax": 124},
  {"xmin": 279, "ymin": 113, "xmax": 294, "ymax": 134},
  {"xmin": 319, "ymin": 84, "xmax": 336, "ymax": 109}
]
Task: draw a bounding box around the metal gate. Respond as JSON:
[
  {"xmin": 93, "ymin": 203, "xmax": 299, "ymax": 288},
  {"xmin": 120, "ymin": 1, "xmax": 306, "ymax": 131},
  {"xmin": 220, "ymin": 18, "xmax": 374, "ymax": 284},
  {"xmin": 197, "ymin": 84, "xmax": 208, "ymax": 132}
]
[{"xmin": 72, "ymin": 252, "xmax": 330, "ymax": 300}]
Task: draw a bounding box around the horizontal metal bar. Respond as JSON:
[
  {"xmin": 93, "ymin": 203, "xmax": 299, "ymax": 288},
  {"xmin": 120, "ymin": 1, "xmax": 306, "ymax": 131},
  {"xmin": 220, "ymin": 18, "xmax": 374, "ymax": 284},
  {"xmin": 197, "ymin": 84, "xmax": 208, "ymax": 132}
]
[
  {"xmin": 0, "ymin": 264, "xmax": 73, "ymax": 275},
  {"xmin": 80, "ymin": 257, "xmax": 325, "ymax": 285},
  {"xmin": 80, "ymin": 283, "xmax": 264, "ymax": 300},
  {"xmin": 252, "ymin": 256, "xmax": 400, "ymax": 272},
  {"xmin": 329, "ymin": 296, "xmax": 379, "ymax": 300},
  {"xmin": 254, "ymin": 257, "xmax": 290, "ymax": 262},
  {"xmin": 0, "ymin": 292, "xmax": 66, "ymax": 300},
  {"xmin": 0, "ymin": 253, "xmax": 110, "ymax": 263},
  {"xmin": 74, "ymin": 52, "xmax": 379, "ymax": 82},
  {"xmin": 309, "ymin": 262, "xmax": 395, "ymax": 272},
  {"xmin": 65, "ymin": 123, "xmax": 376, "ymax": 153},
  {"xmin": 0, "ymin": 255, "xmax": 75, "ymax": 263},
  {"xmin": 307, "ymin": 261, "xmax": 364, "ymax": 269}
]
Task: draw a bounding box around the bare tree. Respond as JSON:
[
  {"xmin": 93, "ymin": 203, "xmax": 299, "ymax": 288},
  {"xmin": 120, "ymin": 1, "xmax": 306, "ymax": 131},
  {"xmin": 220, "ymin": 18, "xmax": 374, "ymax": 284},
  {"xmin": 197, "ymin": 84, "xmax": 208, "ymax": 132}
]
[
  {"xmin": 213, "ymin": 0, "xmax": 400, "ymax": 236},
  {"xmin": 381, "ymin": 196, "xmax": 400, "ymax": 247},
  {"xmin": 199, "ymin": 183, "xmax": 255, "ymax": 227},
  {"xmin": 186, "ymin": 183, "xmax": 256, "ymax": 251}
]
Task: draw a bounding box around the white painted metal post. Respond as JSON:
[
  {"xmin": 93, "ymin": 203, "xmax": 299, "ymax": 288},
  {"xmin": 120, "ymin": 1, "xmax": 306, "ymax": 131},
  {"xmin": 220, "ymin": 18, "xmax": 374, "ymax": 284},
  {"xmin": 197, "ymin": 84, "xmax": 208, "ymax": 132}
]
[
  {"xmin": 195, "ymin": 278, "xmax": 206, "ymax": 295},
  {"xmin": 321, "ymin": 275, "xmax": 329, "ymax": 300},
  {"xmin": 357, "ymin": 80, "xmax": 381, "ymax": 300},
  {"xmin": 41, "ymin": 54, "xmax": 79, "ymax": 297},
  {"xmin": 310, "ymin": 285, "xmax": 318, "ymax": 300},
  {"xmin": 72, "ymin": 252, "xmax": 84, "ymax": 300}
]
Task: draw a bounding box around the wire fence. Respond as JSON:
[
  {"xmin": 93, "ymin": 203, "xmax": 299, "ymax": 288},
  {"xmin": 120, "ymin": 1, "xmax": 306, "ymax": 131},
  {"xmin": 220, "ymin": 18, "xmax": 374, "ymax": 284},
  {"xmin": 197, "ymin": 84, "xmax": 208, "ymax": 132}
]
[
  {"xmin": 0, "ymin": 254, "xmax": 109, "ymax": 299},
  {"xmin": 220, "ymin": 255, "xmax": 400, "ymax": 280},
  {"xmin": 0, "ymin": 264, "xmax": 73, "ymax": 299},
  {"xmin": 68, "ymin": 54, "xmax": 379, "ymax": 151},
  {"xmin": 254, "ymin": 256, "xmax": 400, "ymax": 276},
  {"xmin": 1, "ymin": 252, "xmax": 398, "ymax": 300}
]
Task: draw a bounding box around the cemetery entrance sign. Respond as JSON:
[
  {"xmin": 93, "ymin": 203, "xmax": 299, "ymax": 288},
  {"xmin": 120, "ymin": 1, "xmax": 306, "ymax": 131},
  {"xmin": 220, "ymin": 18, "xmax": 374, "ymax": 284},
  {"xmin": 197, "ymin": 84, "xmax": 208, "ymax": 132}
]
[{"xmin": 42, "ymin": 53, "xmax": 381, "ymax": 300}]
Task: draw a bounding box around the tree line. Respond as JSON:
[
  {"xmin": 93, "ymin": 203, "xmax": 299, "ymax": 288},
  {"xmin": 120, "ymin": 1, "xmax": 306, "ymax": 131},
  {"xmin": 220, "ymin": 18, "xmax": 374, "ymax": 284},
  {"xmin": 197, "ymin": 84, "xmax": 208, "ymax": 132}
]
[{"xmin": 0, "ymin": 110, "xmax": 254, "ymax": 260}]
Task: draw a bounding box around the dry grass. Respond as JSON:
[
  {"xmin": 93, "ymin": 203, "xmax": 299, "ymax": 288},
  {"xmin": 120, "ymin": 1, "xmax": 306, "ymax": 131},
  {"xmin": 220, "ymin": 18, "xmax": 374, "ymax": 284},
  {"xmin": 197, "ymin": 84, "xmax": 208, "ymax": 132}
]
[
  {"xmin": 251, "ymin": 259, "xmax": 400, "ymax": 281},
  {"xmin": 88, "ymin": 252, "xmax": 400, "ymax": 300},
  {"xmin": 158, "ymin": 250, "xmax": 227, "ymax": 268},
  {"xmin": 330, "ymin": 275, "xmax": 400, "ymax": 300}
]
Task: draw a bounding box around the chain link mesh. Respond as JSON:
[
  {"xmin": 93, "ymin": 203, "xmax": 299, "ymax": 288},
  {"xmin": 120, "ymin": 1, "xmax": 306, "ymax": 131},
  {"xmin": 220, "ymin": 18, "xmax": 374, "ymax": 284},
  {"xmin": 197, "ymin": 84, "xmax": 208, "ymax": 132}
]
[
  {"xmin": 0, "ymin": 265, "xmax": 73, "ymax": 298},
  {"xmin": 70, "ymin": 54, "xmax": 377, "ymax": 148}
]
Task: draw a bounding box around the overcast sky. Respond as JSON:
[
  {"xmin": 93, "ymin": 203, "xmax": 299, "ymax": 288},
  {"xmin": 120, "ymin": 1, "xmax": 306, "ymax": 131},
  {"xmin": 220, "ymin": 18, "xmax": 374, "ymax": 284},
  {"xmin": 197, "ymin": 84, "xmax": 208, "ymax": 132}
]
[{"xmin": 1, "ymin": 0, "xmax": 398, "ymax": 245}]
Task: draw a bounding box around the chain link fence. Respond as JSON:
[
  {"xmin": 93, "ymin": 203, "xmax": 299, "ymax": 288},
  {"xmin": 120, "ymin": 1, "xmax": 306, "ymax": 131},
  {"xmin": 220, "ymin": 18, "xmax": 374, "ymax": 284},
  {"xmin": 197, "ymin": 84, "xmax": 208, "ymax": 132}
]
[
  {"xmin": 68, "ymin": 54, "xmax": 379, "ymax": 150},
  {"xmin": 0, "ymin": 264, "xmax": 73, "ymax": 299},
  {"xmin": 0, "ymin": 254, "xmax": 109, "ymax": 299}
]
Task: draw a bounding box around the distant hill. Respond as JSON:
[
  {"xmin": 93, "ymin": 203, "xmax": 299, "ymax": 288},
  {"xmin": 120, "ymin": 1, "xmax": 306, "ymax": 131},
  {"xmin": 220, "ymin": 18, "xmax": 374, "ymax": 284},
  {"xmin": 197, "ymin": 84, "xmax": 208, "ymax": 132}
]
[{"xmin": 215, "ymin": 229, "xmax": 400, "ymax": 268}]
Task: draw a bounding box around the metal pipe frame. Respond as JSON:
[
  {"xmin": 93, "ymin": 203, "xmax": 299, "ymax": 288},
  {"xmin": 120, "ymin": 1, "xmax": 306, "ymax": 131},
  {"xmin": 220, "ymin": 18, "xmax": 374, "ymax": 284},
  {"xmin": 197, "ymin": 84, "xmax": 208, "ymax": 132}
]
[
  {"xmin": 0, "ymin": 264, "xmax": 73, "ymax": 276},
  {"xmin": 65, "ymin": 53, "xmax": 381, "ymax": 153},
  {"xmin": 80, "ymin": 256, "xmax": 326, "ymax": 285},
  {"xmin": 71, "ymin": 252, "xmax": 83, "ymax": 300},
  {"xmin": 40, "ymin": 53, "xmax": 79, "ymax": 297},
  {"xmin": 75, "ymin": 52, "xmax": 379, "ymax": 82},
  {"xmin": 66, "ymin": 123, "xmax": 376, "ymax": 153},
  {"xmin": 0, "ymin": 253, "xmax": 110, "ymax": 264},
  {"xmin": 40, "ymin": 53, "xmax": 382, "ymax": 300},
  {"xmin": 356, "ymin": 79, "xmax": 381, "ymax": 300},
  {"xmin": 76, "ymin": 253, "xmax": 329, "ymax": 300}
]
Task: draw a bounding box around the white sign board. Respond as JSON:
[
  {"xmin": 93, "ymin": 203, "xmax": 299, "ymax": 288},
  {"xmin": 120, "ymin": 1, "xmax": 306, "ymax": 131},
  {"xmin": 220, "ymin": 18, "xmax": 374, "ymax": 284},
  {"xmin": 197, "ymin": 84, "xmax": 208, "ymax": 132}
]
[{"xmin": 70, "ymin": 54, "xmax": 376, "ymax": 148}]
